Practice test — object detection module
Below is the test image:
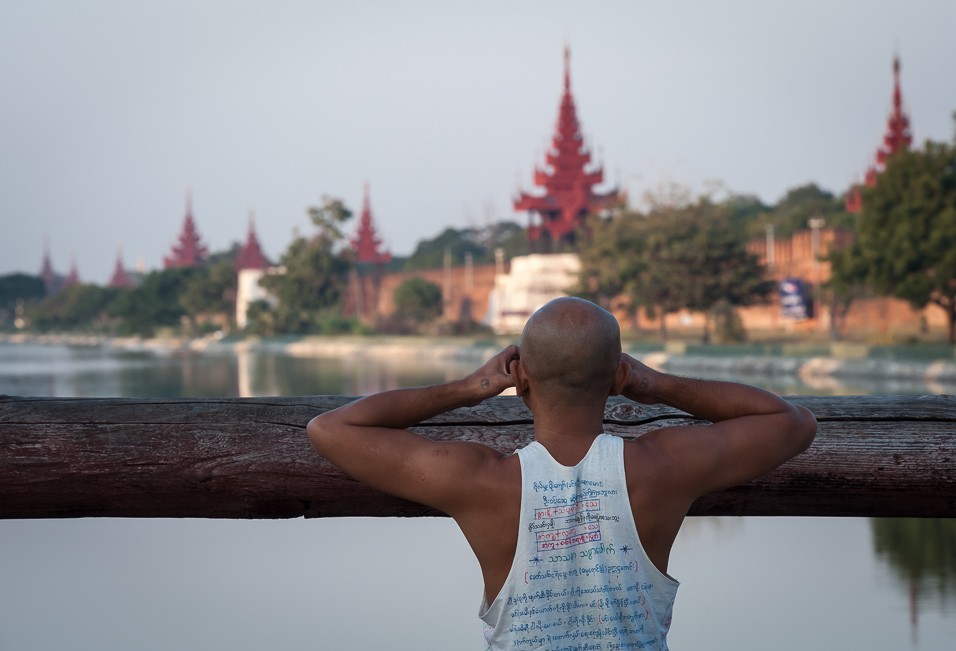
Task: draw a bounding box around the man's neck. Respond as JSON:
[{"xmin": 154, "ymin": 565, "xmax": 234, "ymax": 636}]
[{"xmin": 530, "ymin": 404, "xmax": 606, "ymax": 466}]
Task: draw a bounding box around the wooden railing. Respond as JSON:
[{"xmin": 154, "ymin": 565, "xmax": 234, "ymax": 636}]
[{"xmin": 1, "ymin": 395, "xmax": 954, "ymax": 519}]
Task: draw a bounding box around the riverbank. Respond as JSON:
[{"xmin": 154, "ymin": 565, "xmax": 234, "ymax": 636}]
[{"xmin": 2, "ymin": 331, "xmax": 955, "ymax": 390}]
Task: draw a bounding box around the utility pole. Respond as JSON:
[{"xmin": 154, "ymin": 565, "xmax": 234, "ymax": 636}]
[{"xmin": 808, "ymin": 216, "xmax": 826, "ymax": 325}]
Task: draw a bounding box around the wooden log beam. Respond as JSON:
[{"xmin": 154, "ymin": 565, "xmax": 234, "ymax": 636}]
[{"xmin": 1, "ymin": 395, "xmax": 954, "ymax": 519}]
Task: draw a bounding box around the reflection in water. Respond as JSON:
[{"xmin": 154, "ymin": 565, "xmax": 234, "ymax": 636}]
[
  {"xmin": 4, "ymin": 341, "xmax": 953, "ymax": 399},
  {"xmin": 871, "ymin": 518, "xmax": 956, "ymax": 643},
  {"xmin": 0, "ymin": 344, "xmax": 482, "ymax": 399},
  {"xmin": 235, "ymin": 349, "xmax": 481, "ymax": 397}
]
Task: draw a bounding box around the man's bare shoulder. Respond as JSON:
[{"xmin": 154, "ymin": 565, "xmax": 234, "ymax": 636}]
[
  {"xmin": 436, "ymin": 439, "xmax": 518, "ymax": 465},
  {"xmin": 622, "ymin": 430, "xmax": 680, "ymax": 469},
  {"xmin": 444, "ymin": 442, "xmax": 521, "ymax": 523},
  {"xmin": 621, "ymin": 427, "xmax": 706, "ymax": 493},
  {"xmin": 421, "ymin": 439, "xmax": 520, "ymax": 499},
  {"xmin": 457, "ymin": 441, "xmax": 521, "ymax": 487}
]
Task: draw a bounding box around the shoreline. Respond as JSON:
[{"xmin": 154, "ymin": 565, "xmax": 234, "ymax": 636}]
[{"xmin": 2, "ymin": 332, "xmax": 956, "ymax": 389}]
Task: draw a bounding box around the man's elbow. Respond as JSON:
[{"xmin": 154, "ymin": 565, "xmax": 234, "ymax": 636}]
[
  {"xmin": 306, "ymin": 413, "xmax": 334, "ymax": 455},
  {"xmin": 792, "ymin": 404, "xmax": 817, "ymax": 454}
]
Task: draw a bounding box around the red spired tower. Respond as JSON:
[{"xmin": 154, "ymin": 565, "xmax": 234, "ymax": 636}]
[
  {"xmin": 64, "ymin": 255, "xmax": 79, "ymax": 288},
  {"xmin": 513, "ymin": 47, "xmax": 620, "ymax": 250},
  {"xmin": 39, "ymin": 240, "xmax": 57, "ymax": 294},
  {"xmin": 846, "ymin": 55, "xmax": 913, "ymax": 213},
  {"xmin": 234, "ymin": 212, "xmax": 270, "ymax": 271},
  {"xmin": 164, "ymin": 190, "xmax": 209, "ymax": 268},
  {"xmin": 108, "ymin": 247, "xmax": 132, "ymax": 288},
  {"xmin": 875, "ymin": 55, "xmax": 913, "ymax": 166},
  {"xmin": 350, "ymin": 183, "xmax": 391, "ymax": 265}
]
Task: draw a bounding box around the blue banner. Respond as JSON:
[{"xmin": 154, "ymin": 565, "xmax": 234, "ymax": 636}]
[{"xmin": 779, "ymin": 278, "xmax": 811, "ymax": 320}]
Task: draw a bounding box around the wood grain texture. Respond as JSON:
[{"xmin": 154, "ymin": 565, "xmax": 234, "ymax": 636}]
[{"xmin": 1, "ymin": 394, "xmax": 954, "ymax": 519}]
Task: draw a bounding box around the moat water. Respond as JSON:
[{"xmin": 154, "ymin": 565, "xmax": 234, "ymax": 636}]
[{"xmin": 1, "ymin": 342, "xmax": 954, "ymax": 650}]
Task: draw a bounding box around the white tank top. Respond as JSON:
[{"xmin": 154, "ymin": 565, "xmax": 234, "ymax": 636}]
[{"xmin": 480, "ymin": 434, "xmax": 679, "ymax": 650}]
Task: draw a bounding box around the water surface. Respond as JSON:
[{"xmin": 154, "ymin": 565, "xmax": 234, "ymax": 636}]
[{"xmin": 1, "ymin": 342, "xmax": 953, "ymax": 650}]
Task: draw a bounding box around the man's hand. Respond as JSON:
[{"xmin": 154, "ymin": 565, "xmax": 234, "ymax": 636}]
[
  {"xmin": 463, "ymin": 345, "xmax": 519, "ymax": 406},
  {"xmin": 619, "ymin": 353, "xmax": 660, "ymax": 404}
]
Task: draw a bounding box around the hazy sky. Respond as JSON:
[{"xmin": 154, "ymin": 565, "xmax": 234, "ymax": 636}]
[{"xmin": 2, "ymin": 0, "xmax": 955, "ymax": 284}]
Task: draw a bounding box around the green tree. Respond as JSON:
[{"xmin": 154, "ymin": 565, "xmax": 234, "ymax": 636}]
[
  {"xmin": 754, "ymin": 183, "xmax": 852, "ymax": 239},
  {"xmin": 402, "ymin": 222, "xmax": 529, "ymax": 271},
  {"xmin": 108, "ymin": 268, "xmax": 198, "ymax": 336},
  {"xmin": 180, "ymin": 254, "xmax": 239, "ymax": 333},
  {"xmin": 403, "ymin": 227, "xmax": 488, "ymax": 271},
  {"xmin": 826, "ymin": 240, "xmax": 871, "ymax": 340},
  {"xmin": 0, "ymin": 273, "xmax": 46, "ymax": 328},
  {"xmin": 831, "ymin": 134, "xmax": 956, "ymax": 343},
  {"xmin": 243, "ymin": 299, "xmax": 279, "ymax": 337},
  {"xmin": 394, "ymin": 277, "xmax": 443, "ymax": 323},
  {"xmin": 258, "ymin": 197, "xmax": 353, "ymax": 333},
  {"xmin": 721, "ymin": 193, "xmax": 770, "ymax": 239},
  {"xmin": 575, "ymin": 213, "xmax": 654, "ymax": 325},
  {"xmin": 578, "ymin": 196, "xmax": 773, "ymax": 341},
  {"xmin": 482, "ymin": 221, "xmax": 531, "ymax": 260},
  {"xmin": 28, "ymin": 283, "xmax": 120, "ymax": 332}
]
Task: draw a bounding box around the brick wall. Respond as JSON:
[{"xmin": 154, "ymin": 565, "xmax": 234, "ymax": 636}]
[{"xmin": 346, "ymin": 228, "xmax": 949, "ymax": 341}]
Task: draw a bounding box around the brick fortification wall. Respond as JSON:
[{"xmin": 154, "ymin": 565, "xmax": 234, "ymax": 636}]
[
  {"xmin": 345, "ymin": 263, "xmax": 502, "ymax": 325},
  {"xmin": 346, "ymin": 227, "xmax": 948, "ymax": 340}
]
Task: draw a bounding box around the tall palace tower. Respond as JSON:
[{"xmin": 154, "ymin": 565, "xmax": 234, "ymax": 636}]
[
  {"xmin": 846, "ymin": 55, "xmax": 913, "ymax": 213},
  {"xmin": 513, "ymin": 47, "xmax": 620, "ymax": 250}
]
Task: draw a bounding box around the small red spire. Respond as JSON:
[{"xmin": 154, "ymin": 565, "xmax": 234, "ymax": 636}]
[
  {"xmin": 109, "ymin": 246, "xmax": 131, "ymax": 288},
  {"xmin": 514, "ymin": 47, "xmax": 619, "ymax": 248},
  {"xmin": 563, "ymin": 45, "xmax": 571, "ymax": 92},
  {"xmin": 39, "ymin": 238, "xmax": 56, "ymax": 293},
  {"xmin": 235, "ymin": 211, "xmax": 269, "ymax": 271},
  {"xmin": 350, "ymin": 183, "xmax": 391, "ymax": 265},
  {"xmin": 875, "ymin": 54, "xmax": 912, "ymax": 166},
  {"xmin": 64, "ymin": 254, "xmax": 79, "ymax": 287},
  {"xmin": 844, "ymin": 185, "xmax": 863, "ymax": 214},
  {"xmin": 846, "ymin": 54, "xmax": 913, "ymax": 214},
  {"xmin": 164, "ymin": 189, "xmax": 209, "ymax": 269}
]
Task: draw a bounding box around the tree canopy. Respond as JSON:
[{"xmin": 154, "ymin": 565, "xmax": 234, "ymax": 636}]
[
  {"xmin": 0, "ymin": 273, "xmax": 46, "ymax": 329},
  {"xmin": 746, "ymin": 183, "xmax": 853, "ymax": 239},
  {"xmin": 179, "ymin": 253, "xmax": 238, "ymax": 332},
  {"xmin": 107, "ymin": 268, "xmax": 198, "ymax": 337},
  {"xmin": 27, "ymin": 283, "xmax": 120, "ymax": 332},
  {"xmin": 403, "ymin": 222, "xmax": 528, "ymax": 271},
  {"xmin": 393, "ymin": 277, "xmax": 443, "ymax": 322},
  {"xmin": 258, "ymin": 197, "xmax": 354, "ymax": 334},
  {"xmin": 830, "ymin": 133, "xmax": 956, "ymax": 342},
  {"xmin": 577, "ymin": 195, "xmax": 773, "ymax": 341}
]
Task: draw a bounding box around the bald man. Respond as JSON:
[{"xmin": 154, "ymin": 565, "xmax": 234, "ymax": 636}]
[{"xmin": 308, "ymin": 297, "xmax": 816, "ymax": 650}]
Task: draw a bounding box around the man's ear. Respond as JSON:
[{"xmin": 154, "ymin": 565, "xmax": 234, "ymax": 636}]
[
  {"xmin": 609, "ymin": 359, "xmax": 630, "ymax": 396},
  {"xmin": 511, "ymin": 357, "xmax": 529, "ymax": 397}
]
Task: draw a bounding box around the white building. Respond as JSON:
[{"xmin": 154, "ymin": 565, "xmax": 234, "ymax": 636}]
[{"xmin": 487, "ymin": 253, "xmax": 581, "ymax": 335}]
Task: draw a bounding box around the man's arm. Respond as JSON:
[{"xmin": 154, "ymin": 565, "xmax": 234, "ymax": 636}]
[
  {"xmin": 619, "ymin": 353, "xmax": 817, "ymax": 497},
  {"xmin": 306, "ymin": 345, "xmax": 519, "ymax": 513}
]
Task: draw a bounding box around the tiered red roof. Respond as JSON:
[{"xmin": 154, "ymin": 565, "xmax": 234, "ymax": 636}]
[
  {"xmin": 513, "ymin": 47, "xmax": 619, "ymax": 248},
  {"xmin": 37, "ymin": 240, "xmax": 79, "ymax": 293},
  {"xmin": 109, "ymin": 248, "xmax": 131, "ymax": 288},
  {"xmin": 64, "ymin": 255, "xmax": 79, "ymax": 287},
  {"xmin": 350, "ymin": 184, "xmax": 391, "ymax": 265},
  {"xmin": 846, "ymin": 55, "xmax": 913, "ymax": 213},
  {"xmin": 164, "ymin": 191, "xmax": 209, "ymax": 268},
  {"xmin": 875, "ymin": 56, "xmax": 913, "ymax": 167},
  {"xmin": 39, "ymin": 240, "xmax": 57, "ymax": 293},
  {"xmin": 235, "ymin": 212, "xmax": 270, "ymax": 271}
]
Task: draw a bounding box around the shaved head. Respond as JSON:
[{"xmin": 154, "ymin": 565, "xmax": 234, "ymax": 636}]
[{"xmin": 520, "ymin": 297, "xmax": 621, "ymax": 401}]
